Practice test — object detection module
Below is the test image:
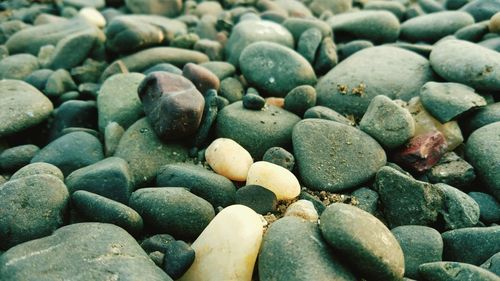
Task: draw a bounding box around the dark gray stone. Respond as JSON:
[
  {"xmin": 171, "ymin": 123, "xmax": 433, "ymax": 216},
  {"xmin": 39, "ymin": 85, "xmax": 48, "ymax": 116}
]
[
  {"xmin": 0, "ymin": 144, "xmax": 39, "ymax": 172},
  {"xmin": 140, "ymin": 234, "xmax": 175, "ymax": 254},
  {"xmin": 193, "ymin": 89, "xmax": 218, "ymax": 148},
  {"xmin": 392, "ymin": 225, "xmax": 443, "ymax": 280},
  {"xmin": 293, "ymin": 119, "xmax": 386, "ymax": 192},
  {"xmin": 303, "ymin": 106, "xmax": 354, "ymax": 126},
  {"xmin": 219, "ymin": 77, "xmax": 244, "ymax": 103},
  {"xmin": 10, "ymin": 162, "xmax": 63, "ymax": 181},
  {"xmin": 313, "ymin": 36, "xmax": 338, "ymax": 75},
  {"xmin": 284, "ymin": 85, "xmax": 316, "ymax": 117},
  {"xmin": 129, "ymin": 188, "xmax": 215, "ymax": 240},
  {"xmin": 163, "ymin": 240, "xmax": 195, "ymax": 279},
  {"xmin": 24, "ymin": 69, "xmax": 53, "ymax": 91},
  {"xmin": 65, "ymin": 157, "xmax": 133, "ymax": 204},
  {"xmin": 72, "ymin": 190, "xmax": 143, "ymax": 235},
  {"xmin": 463, "ymin": 102, "xmax": 500, "ymax": 135},
  {"xmin": 44, "ymin": 69, "xmax": 77, "ymax": 98},
  {"xmin": 259, "ymin": 216, "xmax": 356, "ymax": 281},
  {"xmin": 351, "ymin": 187, "xmax": 379, "ymax": 215},
  {"xmin": 0, "ymin": 223, "xmax": 172, "ymax": 281},
  {"xmin": 337, "ymin": 40, "xmax": 374, "ymax": 61},
  {"xmin": 0, "ymin": 53, "xmax": 39, "ymax": 80},
  {"xmin": 468, "ymin": 192, "xmax": 500, "ymax": 224},
  {"xmin": 262, "ymin": 147, "xmax": 295, "ymax": 171},
  {"xmin": 320, "ymin": 203, "xmax": 405, "ymax": 280},
  {"xmin": 0, "ymin": 174, "xmax": 69, "ymax": 250},
  {"xmin": 31, "ymin": 131, "xmax": 104, "ymax": 176},
  {"xmin": 436, "ymin": 183, "xmax": 480, "ymax": 230},
  {"xmin": 419, "ymin": 261, "xmax": 500, "ymax": 281},
  {"xmin": 426, "ymin": 152, "xmax": 476, "ymax": 189},
  {"xmin": 235, "ymin": 184, "xmax": 277, "ymax": 214},
  {"xmin": 243, "ymin": 93, "xmax": 266, "ymax": 110},
  {"xmin": 374, "ymin": 166, "xmax": 444, "ymax": 228},
  {"xmin": 49, "ymin": 100, "xmax": 97, "ymax": 141},
  {"xmin": 156, "ymin": 163, "xmax": 236, "ymax": 208},
  {"xmin": 442, "ymin": 226, "xmax": 500, "ymax": 265}
]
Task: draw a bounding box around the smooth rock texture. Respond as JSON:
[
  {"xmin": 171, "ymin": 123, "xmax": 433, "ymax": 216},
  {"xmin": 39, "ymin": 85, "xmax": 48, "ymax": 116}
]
[
  {"xmin": 284, "ymin": 200, "xmax": 319, "ymax": 222},
  {"xmin": 163, "ymin": 240, "xmax": 195, "ymax": 279},
  {"xmin": 262, "ymin": 147, "xmax": 295, "ymax": 171},
  {"xmin": 419, "ymin": 262, "xmax": 500, "ymax": 281},
  {"xmin": 205, "ymin": 138, "xmax": 253, "ymax": 181},
  {"xmin": 320, "ymin": 203, "xmax": 405, "ymax": 280},
  {"xmin": 0, "ymin": 223, "xmax": 172, "ymax": 281},
  {"xmin": 129, "ymin": 188, "xmax": 215, "ymax": 240},
  {"xmin": 182, "ymin": 62, "xmax": 220, "ymax": 94},
  {"xmin": 0, "ymin": 53, "xmax": 39, "ymax": 80},
  {"xmin": 0, "ymin": 80, "xmax": 53, "ymax": 138},
  {"xmin": 235, "ymin": 185, "xmax": 277, "ymax": 214},
  {"xmin": 0, "ymin": 144, "xmax": 39, "ymax": 172},
  {"xmin": 284, "ymin": 85, "xmax": 317, "ymax": 116},
  {"xmin": 10, "ymin": 162, "xmax": 63, "ymax": 181},
  {"xmin": 0, "ymin": 174, "xmax": 69, "ymax": 250},
  {"xmin": 481, "ymin": 252, "xmax": 500, "ymax": 276},
  {"xmin": 316, "ymin": 46, "xmax": 434, "ymax": 118},
  {"xmin": 246, "ymin": 161, "xmax": 301, "ymax": 200},
  {"xmin": 293, "ymin": 119, "xmax": 386, "ymax": 192},
  {"xmin": 97, "ymin": 73, "xmax": 145, "ymax": 132},
  {"xmin": 468, "ymin": 192, "xmax": 500, "ymax": 224},
  {"xmin": 178, "ymin": 205, "xmax": 263, "ymax": 281},
  {"xmin": 436, "ymin": 183, "xmax": 480, "ymax": 230},
  {"xmin": 442, "ymin": 226, "xmax": 500, "ymax": 265},
  {"xmin": 465, "ymin": 122, "xmax": 500, "ymax": 200},
  {"xmin": 239, "ymin": 42, "xmax": 317, "ymax": 97},
  {"xmin": 259, "ymin": 216, "xmax": 356, "ymax": 281},
  {"xmin": 125, "ymin": 0, "xmax": 183, "ymax": 18},
  {"xmin": 351, "ymin": 187, "xmax": 379, "ymax": 215},
  {"xmin": 430, "ymin": 39, "xmax": 500, "ymax": 91}
]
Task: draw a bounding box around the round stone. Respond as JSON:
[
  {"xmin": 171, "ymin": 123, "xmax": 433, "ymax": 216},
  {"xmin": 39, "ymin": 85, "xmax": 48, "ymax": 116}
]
[
  {"xmin": 205, "ymin": 138, "xmax": 253, "ymax": 182},
  {"xmin": 246, "ymin": 161, "xmax": 301, "ymax": 200}
]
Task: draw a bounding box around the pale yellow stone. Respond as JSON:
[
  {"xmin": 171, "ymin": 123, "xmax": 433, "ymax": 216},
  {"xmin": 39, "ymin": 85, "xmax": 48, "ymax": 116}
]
[
  {"xmin": 284, "ymin": 199, "xmax": 319, "ymax": 222},
  {"xmin": 178, "ymin": 205, "xmax": 264, "ymax": 281},
  {"xmin": 246, "ymin": 161, "xmax": 301, "ymax": 200},
  {"xmin": 79, "ymin": 7, "xmax": 106, "ymax": 28},
  {"xmin": 205, "ymin": 138, "xmax": 253, "ymax": 181},
  {"xmin": 407, "ymin": 97, "xmax": 463, "ymax": 151}
]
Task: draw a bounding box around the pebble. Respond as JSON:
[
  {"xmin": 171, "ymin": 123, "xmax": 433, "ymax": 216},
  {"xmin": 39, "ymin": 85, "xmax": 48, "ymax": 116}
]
[
  {"xmin": 125, "ymin": 0, "xmax": 183, "ymax": 18},
  {"xmin": 282, "ymin": 17, "xmax": 332, "ymax": 42},
  {"xmin": 490, "ymin": 12, "xmax": 500, "ymax": 32},
  {"xmin": 129, "ymin": 188, "xmax": 215, "ymax": 241},
  {"xmin": 178, "ymin": 205, "xmax": 263, "ymax": 281},
  {"xmin": 316, "ymin": 46, "xmax": 434, "ymax": 118},
  {"xmin": 460, "ymin": 0, "xmax": 500, "ymax": 21},
  {"xmin": 364, "ymin": 1, "xmax": 406, "ymax": 19},
  {"xmin": 360, "ymin": 95, "xmax": 415, "ymax": 149},
  {"xmin": 24, "ymin": 69, "xmax": 53, "ymax": 91},
  {"xmin": 140, "ymin": 234, "xmax": 175, "ymax": 254},
  {"xmin": 246, "ymin": 161, "xmax": 301, "ymax": 200},
  {"xmin": 104, "ymin": 122, "xmax": 124, "ymax": 157},
  {"xmin": 351, "ymin": 187, "xmax": 379, "ymax": 215},
  {"xmin": 375, "ymin": 166, "xmax": 444, "ymax": 228},
  {"xmin": 297, "ymin": 28, "xmax": 322, "ymax": 64},
  {"xmin": 97, "ymin": 73, "xmax": 145, "ymax": 132},
  {"xmin": 239, "ymin": 41, "xmax": 317, "ymax": 97},
  {"xmin": 242, "ymin": 93, "xmax": 266, "ymax": 110},
  {"xmin": 442, "ymin": 226, "xmax": 500, "ymax": 265},
  {"xmin": 44, "ymin": 69, "xmax": 77, "ymax": 98},
  {"xmin": 205, "ymin": 138, "xmax": 253, "ymax": 181},
  {"xmin": 235, "ymin": 184, "xmax": 277, "ymax": 214},
  {"xmin": 48, "ymin": 100, "xmax": 97, "ymax": 140},
  {"xmin": 303, "ymin": 106, "xmax": 354, "ymax": 126},
  {"xmin": 157, "ymin": 163, "xmax": 236, "ymax": 208},
  {"xmin": 394, "ymin": 131, "xmax": 448, "ymax": 173},
  {"xmin": 0, "ymin": 174, "xmax": 69, "ymax": 249},
  {"xmin": 0, "ymin": 223, "xmax": 171, "ymax": 280},
  {"xmin": 455, "ymin": 21, "xmax": 490, "ymax": 42},
  {"xmin": 284, "ymin": 85, "xmax": 317, "ymax": 116},
  {"xmin": 391, "ymin": 225, "xmax": 443, "ymax": 279},
  {"xmin": 436, "ymin": 183, "xmax": 480, "ymax": 230},
  {"xmin": 320, "ymin": 203, "xmax": 405, "ymax": 280},
  {"xmin": 463, "ymin": 102, "xmax": 500, "ymax": 134},
  {"xmin": 426, "ymin": 152, "xmax": 476, "ymax": 188},
  {"xmin": 430, "ymin": 39, "xmax": 500, "ymax": 91},
  {"xmin": 31, "ymin": 131, "xmax": 104, "ymax": 176},
  {"xmin": 259, "ymin": 216, "xmax": 356, "ymax": 281},
  {"xmin": 79, "ymin": 7, "xmax": 106, "ymax": 28},
  {"xmin": 219, "ymin": 77, "xmax": 244, "ymax": 103},
  {"xmin": 64, "ymin": 0, "xmax": 105, "ymax": 9},
  {"xmin": 0, "ymin": 144, "xmax": 39, "ymax": 172},
  {"xmin": 47, "ymin": 29, "xmax": 100, "ymax": 70},
  {"xmin": 293, "ymin": 119, "xmax": 386, "ymax": 192},
  {"xmin": 262, "ymin": 147, "xmax": 295, "ymax": 171},
  {"xmin": 419, "ymin": 261, "xmax": 500, "ymax": 281},
  {"xmin": 10, "ymin": 162, "xmax": 63, "ymax": 182},
  {"xmin": 163, "ymin": 240, "xmax": 195, "ymax": 279},
  {"xmin": 182, "ymin": 62, "xmax": 220, "ymax": 94},
  {"xmin": 0, "ymin": 80, "xmax": 53, "ymax": 138},
  {"xmin": 481, "ymin": 252, "xmax": 500, "ymax": 276},
  {"xmin": 420, "ymin": 82, "xmax": 487, "ymax": 123},
  {"xmin": 284, "ymin": 199, "xmax": 319, "ymax": 222},
  {"xmin": 0, "ymin": 53, "xmax": 39, "ymax": 80},
  {"xmin": 72, "ymin": 190, "xmax": 143, "ymax": 235},
  {"xmin": 468, "ymin": 192, "xmax": 500, "ymax": 224},
  {"xmin": 65, "ymin": 157, "xmax": 133, "ymax": 204},
  {"xmin": 337, "ymin": 39, "xmax": 373, "ymax": 61},
  {"xmin": 216, "ymin": 101, "xmax": 301, "ymax": 159}
]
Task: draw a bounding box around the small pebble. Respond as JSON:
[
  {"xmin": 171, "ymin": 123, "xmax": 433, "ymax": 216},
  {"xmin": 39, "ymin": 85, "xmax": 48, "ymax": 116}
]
[
  {"xmin": 246, "ymin": 161, "xmax": 301, "ymax": 200},
  {"xmin": 242, "ymin": 93, "xmax": 266, "ymax": 110},
  {"xmin": 262, "ymin": 146, "xmax": 295, "ymax": 171},
  {"xmin": 205, "ymin": 138, "xmax": 254, "ymax": 181},
  {"xmin": 284, "ymin": 199, "xmax": 319, "ymax": 222}
]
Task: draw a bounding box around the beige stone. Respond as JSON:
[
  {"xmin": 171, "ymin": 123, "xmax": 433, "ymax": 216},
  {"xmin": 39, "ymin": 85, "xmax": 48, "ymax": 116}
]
[
  {"xmin": 79, "ymin": 7, "xmax": 106, "ymax": 28},
  {"xmin": 284, "ymin": 199, "xmax": 319, "ymax": 222},
  {"xmin": 489, "ymin": 12, "xmax": 500, "ymax": 33},
  {"xmin": 178, "ymin": 205, "xmax": 263, "ymax": 281},
  {"xmin": 246, "ymin": 161, "xmax": 301, "ymax": 200},
  {"xmin": 205, "ymin": 138, "xmax": 253, "ymax": 181}
]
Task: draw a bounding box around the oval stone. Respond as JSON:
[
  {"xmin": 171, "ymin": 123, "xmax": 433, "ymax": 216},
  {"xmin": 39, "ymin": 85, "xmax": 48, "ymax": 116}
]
[
  {"xmin": 246, "ymin": 161, "xmax": 301, "ymax": 200},
  {"xmin": 239, "ymin": 41, "xmax": 317, "ymax": 97},
  {"xmin": 205, "ymin": 138, "xmax": 254, "ymax": 182},
  {"xmin": 320, "ymin": 203, "xmax": 405, "ymax": 280},
  {"xmin": 292, "ymin": 119, "xmax": 386, "ymax": 192}
]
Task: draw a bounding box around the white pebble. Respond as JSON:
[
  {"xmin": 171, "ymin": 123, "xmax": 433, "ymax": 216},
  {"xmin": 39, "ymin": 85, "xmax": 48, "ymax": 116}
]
[
  {"xmin": 79, "ymin": 7, "xmax": 106, "ymax": 28},
  {"xmin": 246, "ymin": 161, "xmax": 301, "ymax": 200},
  {"xmin": 284, "ymin": 199, "xmax": 319, "ymax": 222},
  {"xmin": 205, "ymin": 138, "xmax": 253, "ymax": 181}
]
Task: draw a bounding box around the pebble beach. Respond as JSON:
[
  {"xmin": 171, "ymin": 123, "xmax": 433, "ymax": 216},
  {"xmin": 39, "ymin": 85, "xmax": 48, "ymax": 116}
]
[{"xmin": 0, "ymin": 0, "xmax": 499, "ymax": 280}]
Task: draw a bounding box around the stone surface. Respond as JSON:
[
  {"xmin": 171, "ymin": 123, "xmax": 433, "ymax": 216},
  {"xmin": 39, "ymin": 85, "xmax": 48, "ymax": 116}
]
[
  {"xmin": 182, "ymin": 62, "xmax": 220, "ymax": 95},
  {"xmin": 442, "ymin": 226, "xmax": 500, "ymax": 265},
  {"xmin": 262, "ymin": 147, "xmax": 295, "ymax": 171},
  {"xmin": 0, "ymin": 144, "xmax": 39, "ymax": 172},
  {"xmin": 156, "ymin": 163, "xmax": 236, "ymax": 208},
  {"xmin": 0, "ymin": 175, "xmax": 69, "ymax": 250},
  {"xmin": 239, "ymin": 42, "xmax": 316, "ymax": 97},
  {"xmin": 10, "ymin": 162, "xmax": 63, "ymax": 181},
  {"xmin": 242, "ymin": 93, "xmax": 266, "ymax": 110},
  {"xmin": 235, "ymin": 185, "xmax": 277, "ymax": 214},
  {"xmin": 49, "ymin": 100, "xmax": 97, "ymax": 140},
  {"xmin": 129, "ymin": 188, "xmax": 214, "ymax": 240},
  {"xmin": 178, "ymin": 205, "xmax": 263, "ymax": 281},
  {"xmin": 316, "ymin": 46, "xmax": 434, "ymax": 118},
  {"xmin": 246, "ymin": 161, "xmax": 301, "ymax": 200},
  {"xmin": 481, "ymin": 252, "xmax": 500, "ymax": 276},
  {"xmin": 465, "ymin": 122, "xmax": 500, "ymax": 200},
  {"xmin": 426, "ymin": 152, "xmax": 476, "ymax": 188},
  {"xmin": 125, "ymin": 0, "xmax": 183, "ymax": 18},
  {"xmin": 284, "ymin": 199, "xmax": 319, "ymax": 222},
  {"xmin": 463, "ymin": 102, "xmax": 500, "ymax": 134},
  {"xmin": 419, "ymin": 261, "xmax": 500, "ymax": 281},
  {"xmin": 297, "ymin": 28, "xmax": 322, "ymax": 64},
  {"xmin": 44, "ymin": 69, "xmax": 77, "ymax": 98},
  {"xmin": 293, "ymin": 119, "xmax": 386, "ymax": 192},
  {"xmin": 0, "ymin": 223, "xmax": 172, "ymax": 281},
  {"xmin": 0, "ymin": 80, "xmax": 53, "ymax": 138},
  {"xmin": 351, "ymin": 187, "xmax": 379, "ymax": 215},
  {"xmin": 320, "ymin": 203, "xmax": 405, "ymax": 280},
  {"xmin": 259, "ymin": 216, "xmax": 356, "ymax": 281},
  {"xmin": 430, "ymin": 39, "xmax": 500, "ymax": 91},
  {"xmin": 303, "ymin": 106, "xmax": 354, "ymax": 126},
  {"xmin": 163, "ymin": 240, "xmax": 195, "ymax": 280},
  {"xmin": 205, "ymin": 138, "xmax": 253, "ymax": 182},
  {"xmin": 284, "ymin": 85, "xmax": 317, "ymax": 117},
  {"xmin": 140, "ymin": 234, "xmax": 175, "ymax": 254},
  {"xmin": 375, "ymin": 166, "xmax": 444, "ymax": 228},
  {"xmin": 98, "ymin": 73, "xmax": 145, "ymax": 132},
  {"xmin": 436, "ymin": 183, "xmax": 480, "ymax": 230},
  {"xmin": 468, "ymin": 192, "xmax": 500, "ymax": 224},
  {"xmin": 138, "ymin": 71, "xmax": 205, "ymax": 140},
  {"xmin": 0, "ymin": 53, "xmax": 39, "ymax": 80}
]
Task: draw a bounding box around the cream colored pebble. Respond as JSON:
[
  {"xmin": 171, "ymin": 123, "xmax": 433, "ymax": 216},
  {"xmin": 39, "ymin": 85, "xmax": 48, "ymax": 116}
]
[
  {"xmin": 284, "ymin": 199, "xmax": 319, "ymax": 222},
  {"xmin": 205, "ymin": 138, "xmax": 253, "ymax": 181},
  {"xmin": 79, "ymin": 7, "xmax": 106, "ymax": 28},
  {"xmin": 246, "ymin": 161, "xmax": 301, "ymax": 200}
]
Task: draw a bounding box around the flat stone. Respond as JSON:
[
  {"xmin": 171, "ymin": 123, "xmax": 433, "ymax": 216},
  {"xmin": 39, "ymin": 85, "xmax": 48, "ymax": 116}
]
[
  {"xmin": 239, "ymin": 42, "xmax": 316, "ymax": 97},
  {"xmin": 125, "ymin": 0, "xmax": 183, "ymax": 18},
  {"xmin": 204, "ymin": 138, "xmax": 253, "ymax": 182},
  {"xmin": 442, "ymin": 226, "xmax": 500, "ymax": 265},
  {"xmin": 157, "ymin": 163, "xmax": 236, "ymax": 208},
  {"xmin": 0, "ymin": 54, "xmax": 39, "ymax": 80},
  {"xmin": 140, "ymin": 234, "xmax": 175, "ymax": 254},
  {"xmin": 98, "ymin": 73, "xmax": 145, "ymax": 132},
  {"xmin": 293, "ymin": 119, "xmax": 386, "ymax": 192},
  {"xmin": 374, "ymin": 166, "xmax": 444, "ymax": 228},
  {"xmin": 316, "ymin": 46, "xmax": 434, "ymax": 118},
  {"xmin": 468, "ymin": 192, "xmax": 500, "ymax": 224},
  {"xmin": 0, "ymin": 223, "xmax": 172, "ymax": 281},
  {"xmin": 430, "ymin": 39, "xmax": 500, "ymax": 91},
  {"xmin": 0, "ymin": 80, "xmax": 53, "ymax": 138},
  {"xmin": 0, "ymin": 174, "xmax": 69, "ymax": 250},
  {"xmin": 48, "ymin": 29, "xmax": 98, "ymax": 70},
  {"xmin": 320, "ymin": 203, "xmax": 404, "ymax": 280},
  {"xmin": 419, "ymin": 261, "xmax": 500, "ymax": 281},
  {"xmin": 246, "ymin": 161, "xmax": 301, "ymax": 200},
  {"xmin": 436, "ymin": 183, "xmax": 480, "ymax": 230},
  {"xmin": 259, "ymin": 216, "xmax": 356, "ymax": 281},
  {"xmin": 129, "ymin": 188, "xmax": 215, "ymax": 240},
  {"xmin": 465, "ymin": 122, "xmax": 500, "ymax": 200}
]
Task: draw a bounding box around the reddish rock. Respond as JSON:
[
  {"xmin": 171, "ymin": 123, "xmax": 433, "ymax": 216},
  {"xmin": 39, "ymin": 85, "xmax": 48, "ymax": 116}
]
[
  {"xmin": 138, "ymin": 72, "xmax": 205, "ymax": 140},
  {"xmin": 182, "ymin": 63, "xmax": 220, "ymax": 95},
  {"xmin": 394, "ymin": 131, "xmax": 447, "ymax": 173}
]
